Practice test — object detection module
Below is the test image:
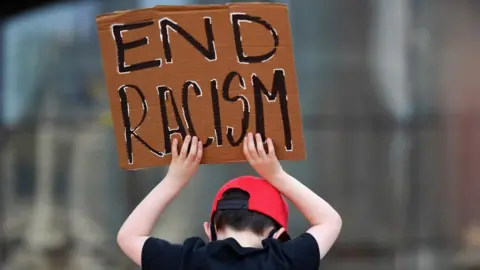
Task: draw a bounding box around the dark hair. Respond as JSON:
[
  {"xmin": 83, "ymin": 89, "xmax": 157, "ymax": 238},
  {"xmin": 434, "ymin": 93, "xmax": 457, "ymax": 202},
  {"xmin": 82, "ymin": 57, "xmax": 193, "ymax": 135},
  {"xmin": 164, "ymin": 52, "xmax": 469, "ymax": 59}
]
[{"xmin": 213, "ymin": 188, "xmax": 280, "ymax": 236}]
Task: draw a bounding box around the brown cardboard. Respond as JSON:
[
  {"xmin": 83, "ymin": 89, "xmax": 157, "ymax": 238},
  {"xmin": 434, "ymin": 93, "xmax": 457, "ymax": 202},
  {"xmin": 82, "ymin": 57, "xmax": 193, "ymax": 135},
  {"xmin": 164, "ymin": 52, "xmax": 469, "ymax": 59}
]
[{"xmin": 96, "ymin": 3, "xmax": 306, "ymax": 169}]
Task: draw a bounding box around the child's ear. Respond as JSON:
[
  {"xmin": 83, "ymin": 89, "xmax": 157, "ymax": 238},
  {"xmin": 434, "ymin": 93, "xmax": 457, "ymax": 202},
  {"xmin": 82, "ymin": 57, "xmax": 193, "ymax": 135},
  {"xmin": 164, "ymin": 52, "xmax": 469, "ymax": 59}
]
[
  {"xmin": 203, "ymin": 222, "xmax": 212, "ymax": 241},
  {"xmin": 272, "ymin": 228, "xmax": 286, "ymax": 239}
]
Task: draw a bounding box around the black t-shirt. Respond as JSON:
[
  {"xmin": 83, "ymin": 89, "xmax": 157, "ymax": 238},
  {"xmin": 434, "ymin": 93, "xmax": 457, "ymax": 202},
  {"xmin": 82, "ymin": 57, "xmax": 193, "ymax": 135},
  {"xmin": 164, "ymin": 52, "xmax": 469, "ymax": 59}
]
[{"xmin": 141, "ymin": 233, "xmax": 320, "ymax": 270}]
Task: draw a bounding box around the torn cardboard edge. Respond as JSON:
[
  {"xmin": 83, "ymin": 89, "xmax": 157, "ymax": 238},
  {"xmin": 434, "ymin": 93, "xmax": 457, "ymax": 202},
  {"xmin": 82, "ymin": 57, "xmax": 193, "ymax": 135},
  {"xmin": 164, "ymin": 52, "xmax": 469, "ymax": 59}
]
[{"xmin": 96, "ymin": 3, "xmax": 287, "ymax": 25}]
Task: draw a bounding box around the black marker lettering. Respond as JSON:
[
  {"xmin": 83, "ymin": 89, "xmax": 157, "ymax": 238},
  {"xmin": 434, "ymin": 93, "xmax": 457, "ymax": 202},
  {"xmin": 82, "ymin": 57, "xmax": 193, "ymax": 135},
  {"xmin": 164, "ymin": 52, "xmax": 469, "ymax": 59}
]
[
  {"xmin": 210, "ymin": 79, "xmax": 223, "ymax": 146},
  {"xmin": 231, "ymin": 13, "xmax": 279, "ymax": 63},
  {"xmin": 159, "ymin": 17, "xmax": 216, "ymax": 64},
  {"xmin": 252, "ymin": 69, "xmax": 292, "ymax": 151},
  {"xmin": 222, "ymin": 72, "xmax": 250, "ymax": 146},
  {"xmin": 157, "ymin": 86, "xmax": 187, "ymax": 154},
  {"xmin": 182, "ymin": 81, "xmax": 214, "ymax": 147},
  {"xmin": 112, "ymin": 21, "xmax": 161, "ymax": 73},
  {"xmin": 118, "ymin": 84, "xmax": 164, "ymax": 164}
]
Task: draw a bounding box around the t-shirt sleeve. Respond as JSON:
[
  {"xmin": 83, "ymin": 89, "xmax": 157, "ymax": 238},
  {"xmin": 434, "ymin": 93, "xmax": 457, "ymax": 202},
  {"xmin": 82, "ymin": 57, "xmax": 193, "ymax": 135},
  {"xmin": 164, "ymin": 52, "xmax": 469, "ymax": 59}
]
[
  {"xmin": 281, "ymin": 233, "xmax": 321, "ymax": 270},
  {"xmin": 141, "ymin": 237, "xmax": 183, "ymax": 270}
]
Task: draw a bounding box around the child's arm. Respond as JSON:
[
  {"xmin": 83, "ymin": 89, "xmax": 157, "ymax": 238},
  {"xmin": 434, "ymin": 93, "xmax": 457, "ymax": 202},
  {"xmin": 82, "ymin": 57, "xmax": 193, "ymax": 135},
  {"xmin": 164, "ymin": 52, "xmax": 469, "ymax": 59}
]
[
  {"xmin": 270, "ymin": 170, "xmax": 342, "ymax": 259},
  {"xmin": 243, "ymin": 133, "xmax": 342, "ymax": 259},
  {"xmin": 117, "ymin": 136, "xmax": 203, "ymax": 266}
]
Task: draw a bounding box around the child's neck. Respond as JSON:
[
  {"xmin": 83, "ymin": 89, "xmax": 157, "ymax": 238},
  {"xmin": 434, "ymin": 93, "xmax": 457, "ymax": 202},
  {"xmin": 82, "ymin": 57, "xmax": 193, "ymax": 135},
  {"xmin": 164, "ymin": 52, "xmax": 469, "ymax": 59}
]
[{"xmin": 218, "ymin": 228, "xmax": 266, "ymax": 248}]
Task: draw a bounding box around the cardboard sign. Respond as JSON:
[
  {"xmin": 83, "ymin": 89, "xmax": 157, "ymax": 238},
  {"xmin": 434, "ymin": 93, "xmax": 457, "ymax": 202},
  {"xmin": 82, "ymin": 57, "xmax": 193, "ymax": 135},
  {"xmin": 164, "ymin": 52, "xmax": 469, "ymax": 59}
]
[{"xmin": 96, "ymin": 3, "xmax": 305, "ymax": 169}]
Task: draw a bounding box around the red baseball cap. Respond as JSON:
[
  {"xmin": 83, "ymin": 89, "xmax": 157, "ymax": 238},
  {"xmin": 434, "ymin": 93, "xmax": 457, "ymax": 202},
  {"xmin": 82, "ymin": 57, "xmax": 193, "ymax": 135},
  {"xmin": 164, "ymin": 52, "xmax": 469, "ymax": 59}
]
[{"xmin": 210, "ymin": 175, "xmax": 290, "ymax": 241}]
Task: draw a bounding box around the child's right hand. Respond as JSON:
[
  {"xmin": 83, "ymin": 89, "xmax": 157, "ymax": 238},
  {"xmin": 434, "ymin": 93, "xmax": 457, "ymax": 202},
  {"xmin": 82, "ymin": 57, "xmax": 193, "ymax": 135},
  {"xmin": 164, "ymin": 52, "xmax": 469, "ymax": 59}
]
[
  {"xmin": 243, "ymin": 133, "xmax": 284, "ymax": 181},
  {"xmin": 166, "ymin": 135, "xmax": 203, "ymax": 185}
]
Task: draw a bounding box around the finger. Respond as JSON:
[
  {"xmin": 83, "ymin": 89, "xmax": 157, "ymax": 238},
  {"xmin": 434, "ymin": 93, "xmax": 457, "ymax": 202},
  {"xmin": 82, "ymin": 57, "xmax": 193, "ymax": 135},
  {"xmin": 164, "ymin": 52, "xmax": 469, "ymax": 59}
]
[
  {"xmin": 255, "ymin": 133, "xmax": 267, "ymax": 158},
  {"xmin": 247, "ymin": 133, "xmax": 259, "ymax": 160},
  {"xmin": 243, "ymin": 136, "xmax": 253, "ymax": 161},
  {"xmin": 172, "ymin": 138, "xmax": 179, "ymax": 159},
  {"xmin": 195, "ymin": 141, "xmax": 203, "ymax": 164},
  {"xmin": 180, "ymin": 135, "xmax": 191, "ymax": 158},
  {"xmin": 187, "ymin": 136, "xmax": 198, "ymax": 161},
  {"xmin": 266, "ymin": 138, "xmax": 276, "ymax": 157}
]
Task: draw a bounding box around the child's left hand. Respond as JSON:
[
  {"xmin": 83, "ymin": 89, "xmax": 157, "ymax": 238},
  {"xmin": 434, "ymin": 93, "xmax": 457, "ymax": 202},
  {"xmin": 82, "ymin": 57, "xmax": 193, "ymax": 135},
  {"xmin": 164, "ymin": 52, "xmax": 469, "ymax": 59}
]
[{"xmin": 166, "ymin": 135, "xmax": 203, "ymax": 184}]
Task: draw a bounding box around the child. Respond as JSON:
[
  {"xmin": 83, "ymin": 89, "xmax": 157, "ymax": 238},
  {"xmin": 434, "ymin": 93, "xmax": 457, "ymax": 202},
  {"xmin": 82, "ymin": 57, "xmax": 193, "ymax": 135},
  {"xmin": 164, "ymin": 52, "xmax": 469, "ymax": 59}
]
[{"xmin": 117, "ymin": 133, "xmax": 342, "ymax": 270}]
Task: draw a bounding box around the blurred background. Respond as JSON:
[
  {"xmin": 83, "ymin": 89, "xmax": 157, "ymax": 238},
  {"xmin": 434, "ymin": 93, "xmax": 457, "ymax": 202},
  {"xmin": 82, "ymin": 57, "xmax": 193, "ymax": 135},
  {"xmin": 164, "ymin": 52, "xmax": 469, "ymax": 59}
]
[{"xmin": 1, "ymin": 0, "xmax": 480, "ymax": 269}]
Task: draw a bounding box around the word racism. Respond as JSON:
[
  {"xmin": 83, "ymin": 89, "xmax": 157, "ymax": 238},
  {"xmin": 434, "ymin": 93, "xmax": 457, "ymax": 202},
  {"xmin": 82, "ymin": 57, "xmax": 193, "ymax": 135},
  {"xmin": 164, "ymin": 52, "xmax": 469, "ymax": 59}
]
[{"xmin": 97, "ymin": 4, "xmax": 305, "ymax": 169}]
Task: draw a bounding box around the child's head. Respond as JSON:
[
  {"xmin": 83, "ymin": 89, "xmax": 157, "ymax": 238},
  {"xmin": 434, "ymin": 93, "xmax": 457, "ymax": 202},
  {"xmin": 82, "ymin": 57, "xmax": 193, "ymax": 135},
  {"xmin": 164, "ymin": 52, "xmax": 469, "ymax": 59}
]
[{"xmin": 204, "ymin": 176, "xmax": 290, "ymax": 242}]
